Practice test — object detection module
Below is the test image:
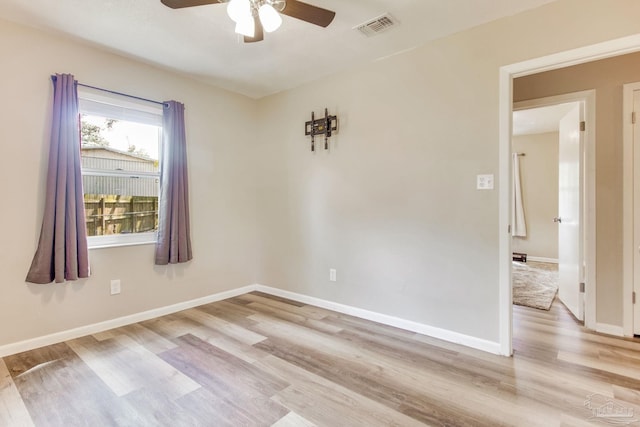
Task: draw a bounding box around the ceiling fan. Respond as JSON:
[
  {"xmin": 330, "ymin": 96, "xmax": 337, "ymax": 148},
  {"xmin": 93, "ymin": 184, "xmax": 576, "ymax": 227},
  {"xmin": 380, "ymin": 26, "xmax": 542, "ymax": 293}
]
[{"xmin": 160, "ymin": 0, "xmax": 336, "ymax": 43}]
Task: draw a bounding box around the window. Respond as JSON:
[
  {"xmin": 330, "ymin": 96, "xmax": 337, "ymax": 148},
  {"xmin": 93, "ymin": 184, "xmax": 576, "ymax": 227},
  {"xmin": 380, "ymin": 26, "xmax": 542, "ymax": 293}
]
[{"xmin": 78, "ymin": 87, "xmax": 163, "ymax": 248}]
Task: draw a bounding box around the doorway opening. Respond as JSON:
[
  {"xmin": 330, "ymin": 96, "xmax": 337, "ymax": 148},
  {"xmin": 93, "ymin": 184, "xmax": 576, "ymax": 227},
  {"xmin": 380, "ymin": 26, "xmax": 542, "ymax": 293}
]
[
  {"xmin": 498, "ymin": 35, "xmax": 640, "ymax": 356},
  {"xmin": 512, "ymin": 100, "xmax": 586, "ymax": 321},
  {"xmin": 511, "ymin": 98, "xmax": 587, "ymax": 321}
]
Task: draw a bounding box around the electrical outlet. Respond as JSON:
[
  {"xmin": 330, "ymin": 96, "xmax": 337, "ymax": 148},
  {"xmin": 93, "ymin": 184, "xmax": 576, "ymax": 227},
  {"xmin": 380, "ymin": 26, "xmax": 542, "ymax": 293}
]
[
  {"xmin": 329, "ymin": 269, "xmax": 337, "ymax": 282},
  {"xmin": 110, "ymin": 279, "xmax": 121, "ymax": 295}
]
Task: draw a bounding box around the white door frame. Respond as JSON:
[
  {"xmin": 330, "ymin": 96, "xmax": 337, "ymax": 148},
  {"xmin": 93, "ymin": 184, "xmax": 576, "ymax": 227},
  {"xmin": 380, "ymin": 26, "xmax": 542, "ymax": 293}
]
[
  {"xmin": 514, "ymin": 93, "xmax": 594, "ymax": 322},
  {"xmin": 498, "ymin": 34, "xmax": 640, "ymax": 356},
  {"xmin": 623, "ymin": 81, "xmax": 640, "ymax": 337}
]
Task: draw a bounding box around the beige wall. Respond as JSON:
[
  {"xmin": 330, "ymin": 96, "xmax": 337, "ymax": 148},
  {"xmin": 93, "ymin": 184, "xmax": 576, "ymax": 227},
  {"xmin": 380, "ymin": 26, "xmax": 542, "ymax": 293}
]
[
  {"xmin": 0, "ymin": 19, "xmax": 258, "ymax": 346},
  {"xmin": 512, "ymin": 132, "xmax": 559, "ymax": 260},
  {"xmin": 255, "ymin": 0, "xmax": 640, "ymax": 341},
  {"xmin": 514, "ymin": 50, "xmax": 640, "ymax": 326}
]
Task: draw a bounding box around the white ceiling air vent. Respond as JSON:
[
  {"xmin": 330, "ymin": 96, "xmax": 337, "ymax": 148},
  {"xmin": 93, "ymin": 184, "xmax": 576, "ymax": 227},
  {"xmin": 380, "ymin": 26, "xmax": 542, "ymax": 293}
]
[{"xmin": 354, "ymin": 13, "xmax": 398, "ymax": 37}]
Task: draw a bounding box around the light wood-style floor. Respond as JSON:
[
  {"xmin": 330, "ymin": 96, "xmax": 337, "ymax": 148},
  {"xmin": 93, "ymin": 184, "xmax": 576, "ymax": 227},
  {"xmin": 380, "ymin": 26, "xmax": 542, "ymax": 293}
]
[{"xmin": 2, "ymin": 291, "xmax": 640, "ymax": 426}]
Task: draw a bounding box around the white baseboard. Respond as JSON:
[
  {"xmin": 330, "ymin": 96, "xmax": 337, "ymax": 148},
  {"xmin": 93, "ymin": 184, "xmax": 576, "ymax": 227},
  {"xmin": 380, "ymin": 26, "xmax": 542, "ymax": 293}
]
[
  {"xmin": 595, "ymin": 323, "xmax": 624, "ymax": 337},
  {"xmin": 254, "ymin": 285, "xmax": 503, "ymax": 355},
  {"xmin": 527, "ymin": 257, "xmax": 558, "ymax": 264},
  {"xmin": 0, "ymin": 283, "xmax": 502, "ymax": 358},
  {"xmin": 0, "ymin": 285, "xmax": 256, "ymax": 358}
]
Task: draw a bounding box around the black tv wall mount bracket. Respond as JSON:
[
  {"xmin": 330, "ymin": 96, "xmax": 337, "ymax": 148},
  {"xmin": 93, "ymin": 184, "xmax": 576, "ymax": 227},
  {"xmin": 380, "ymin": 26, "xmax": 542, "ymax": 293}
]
[{"xmin": 305, "ymin": 108, "xmax": 338, "ymax": 151}]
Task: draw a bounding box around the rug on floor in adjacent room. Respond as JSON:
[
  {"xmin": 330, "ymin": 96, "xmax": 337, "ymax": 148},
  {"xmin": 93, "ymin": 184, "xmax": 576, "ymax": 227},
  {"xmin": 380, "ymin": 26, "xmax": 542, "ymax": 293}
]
[{"xmin": 512, "ymin": 261, "xmax": 558, "ymax": 310}]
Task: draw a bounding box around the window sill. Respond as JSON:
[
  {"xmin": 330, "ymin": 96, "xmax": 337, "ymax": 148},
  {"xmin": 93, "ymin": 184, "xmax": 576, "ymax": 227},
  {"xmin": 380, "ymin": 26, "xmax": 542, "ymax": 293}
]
[{"xmin": 87, "ymin": 233, "xmax": 157, "ymax": 250}]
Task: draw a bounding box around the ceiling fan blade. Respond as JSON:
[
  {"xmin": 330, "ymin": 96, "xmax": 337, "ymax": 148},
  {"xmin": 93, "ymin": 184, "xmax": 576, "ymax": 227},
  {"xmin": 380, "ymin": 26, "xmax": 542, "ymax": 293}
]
[
  {"xmin": 281, "ymin": 0, "xmax": 335, "ymax": 27},
  {"xmin": 160, "ymin": 0, "xmax": 221, "ymax": 9},
  {"xmin": 244, "ymin": 15, "xmax": 264, "ymax": 43}
]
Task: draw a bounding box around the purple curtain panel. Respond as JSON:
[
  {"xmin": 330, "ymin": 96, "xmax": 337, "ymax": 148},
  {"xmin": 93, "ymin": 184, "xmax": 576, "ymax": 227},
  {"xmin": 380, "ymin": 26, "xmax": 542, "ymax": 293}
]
[
  {"xmin": 26, "ymin": 74, "xmax": 90, "ymax": 284},
  {"xmin": 155, "ymin": 101, "xmax": 193, "ymax": 265}
]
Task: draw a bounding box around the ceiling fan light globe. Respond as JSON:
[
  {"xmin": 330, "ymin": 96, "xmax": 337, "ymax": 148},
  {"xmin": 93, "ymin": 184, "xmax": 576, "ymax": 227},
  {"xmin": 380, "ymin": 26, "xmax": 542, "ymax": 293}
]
[
  {"xmin": 258, "ymin": 3, "xmax": 282, "ymax": 32},
  {"xmin": 235, "ymin": 16, "xmax": 255, "ymax": 37},
  {"xmin": 227, "ymin": 0, "xmax": 250, "ymax": 23}
]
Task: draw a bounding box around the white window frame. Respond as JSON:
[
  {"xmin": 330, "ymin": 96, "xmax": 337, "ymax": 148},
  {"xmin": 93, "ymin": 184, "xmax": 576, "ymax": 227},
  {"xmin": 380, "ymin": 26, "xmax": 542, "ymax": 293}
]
[{"xmin": 78, "ymin": 87, "xmax": 163, "ymax": 249}]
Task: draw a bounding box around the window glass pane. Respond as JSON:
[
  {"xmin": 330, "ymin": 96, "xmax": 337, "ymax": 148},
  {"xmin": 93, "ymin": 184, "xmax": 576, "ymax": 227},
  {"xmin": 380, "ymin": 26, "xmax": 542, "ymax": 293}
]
[
  {"xmin": 81, "ymin": 114, "xmax": 160, "ymax": 166},
  {"xmin": 79, "ymin": 98, "xmax": 162, "ymax": 127},
  {"xmin": 80, "ymin": 112, "xmax": 161, "ymax": 239}
]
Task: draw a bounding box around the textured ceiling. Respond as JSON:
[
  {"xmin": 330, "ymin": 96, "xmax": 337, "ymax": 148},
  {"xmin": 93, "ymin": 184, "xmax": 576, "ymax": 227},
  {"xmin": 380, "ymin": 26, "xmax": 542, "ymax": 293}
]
[{"xmin": 0, "ymin": 0, "xmax": 557, "ymax": 98}]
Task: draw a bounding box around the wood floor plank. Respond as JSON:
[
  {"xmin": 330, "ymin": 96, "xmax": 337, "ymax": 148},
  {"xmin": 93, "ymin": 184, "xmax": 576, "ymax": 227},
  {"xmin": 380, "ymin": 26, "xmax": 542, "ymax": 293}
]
[
  {"xmin": 140, "ymin": 312, "xmax": 201, "ymax": 339},
  {"xmin": 558, "ymin": 350, "xmax": 640, "ymax": 381},
  {"xmin": 250, "ymin": 291, "xmax": 307, "ymax": 307},
  {"xmin": 239, "ymin": 293, "xmax": 329, "ymax": 320},
  {"xmin": 123, "ymin": 385, "xmax": 252, "ymax": 427},
  {"xmin": 198, "ymin": 300, "xmax": 262, "ymax": 325},
  {"xmin": 4, "ymin": 343, "xmax": 71, "ymax": 380},
  {"xmin": 600, "ymin": 346, "xmax": 640, "ymax": 362},
  {"xmin": 516, "ymin": 312, "xmax": 640, "ymax": 351},
  {"xmin": 174, "ymin": 387, "xmax": 257, "ymax": 427},
  {"xmin": 160, "ymin": 333, "xmax": 290, "ymax": 425},
  {"xmin": 257, "ymin": 355, "xmax": 427, "ymax": 427},
  {"xmin": 323, "ymin": 312, "xmax": 418, "ymax": 341},
  {"xmin": 271, "ymin": 411, "xmax": 317, "ymax": 427},
  {"xmin": 67, "ymin": 334, "xmax": 200, "ymax": 398},
  {"xmin": 182, "ymin": 307, "xmax": 267, "ymax": 345},
  {"xmin": 143, "ymin": 307, "xmax": 272, "ymax": 363},
  {"xmin": 194, "ymin": 328, "xmax": 271, "ymax": 364},
  {"xmin": 246, "ymin": 301, "xmax": 344, "ymax": 334},
  {"xmin": 139, "ymin": 311, "xmax": 268, "ymax": 364},
  {"xmin": 613, "ymin": 384, "xmax": 640, "ymax": 405},
  {"xmin": 4, "ymin": 343, "xmax": 134, "ymax": 426},
  {"xmin": 559, "ymin": 413, "xmax": 606, "ymax": 427},
  {"xmin": 92, "ymin": 322, "xmax": 177, "ymax": 354},
  {"xmin": 0, "ymin": 358, "xmax": 34, "ymax": 427}
]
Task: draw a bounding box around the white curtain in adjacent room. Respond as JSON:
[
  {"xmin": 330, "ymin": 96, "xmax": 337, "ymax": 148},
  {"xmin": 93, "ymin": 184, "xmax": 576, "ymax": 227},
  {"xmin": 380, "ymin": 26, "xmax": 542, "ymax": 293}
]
[{"xmin": 512, "ymin": 153, "xmax": 527, "ymax": 237}]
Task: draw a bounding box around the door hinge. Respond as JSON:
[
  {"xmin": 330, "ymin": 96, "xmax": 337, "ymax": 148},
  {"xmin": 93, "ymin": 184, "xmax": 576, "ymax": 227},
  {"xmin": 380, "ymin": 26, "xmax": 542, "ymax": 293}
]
[
  {"xmin": 634, "ymin": 291, "xmax": 637, "ymax": 304},
  {"xmin": 580, "ymin": 121, "xmax": 586, "ymax": 131},
  {"xmin": 633, "ymin": 112, "xmax": 637, "ymax": 124},
  {"xmin": 579, "ymin": 282, "xmax": 585, "ymax": 293},
  {"xmin": 507, "ymin": 225, "xmax": 511, "ymax": 234}
]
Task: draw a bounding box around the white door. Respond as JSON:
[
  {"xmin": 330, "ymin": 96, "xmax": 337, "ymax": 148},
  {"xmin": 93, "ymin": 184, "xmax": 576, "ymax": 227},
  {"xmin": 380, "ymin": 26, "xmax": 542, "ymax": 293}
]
[
  {"xmin": 557, "ymin": 104, "xmax": 584, "ymax": 320},
  {"xmin": 633, "ymin": 89, "xmax": 640, "ymax": 334}
]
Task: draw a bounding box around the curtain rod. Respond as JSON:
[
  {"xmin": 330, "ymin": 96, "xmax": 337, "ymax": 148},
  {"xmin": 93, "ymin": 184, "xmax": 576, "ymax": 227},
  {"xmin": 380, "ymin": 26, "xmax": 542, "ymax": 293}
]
[
  {"xmin": 78, "ymin": 82, "xmax": 167, "ymax": 107},
  {"xmin": 51, "ymin": 75, "xmax": 166, "ymax": 107}
]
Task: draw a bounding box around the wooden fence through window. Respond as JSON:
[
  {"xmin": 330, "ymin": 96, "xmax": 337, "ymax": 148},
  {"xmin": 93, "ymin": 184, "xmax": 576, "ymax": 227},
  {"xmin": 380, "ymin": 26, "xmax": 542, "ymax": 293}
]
[{"xmin": 84, "ymin": 195, "xmax": 158, "ymax": 236}]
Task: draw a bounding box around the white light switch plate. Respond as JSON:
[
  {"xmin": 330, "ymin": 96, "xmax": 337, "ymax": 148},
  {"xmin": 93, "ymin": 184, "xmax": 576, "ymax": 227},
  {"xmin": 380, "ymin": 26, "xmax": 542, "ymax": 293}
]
[{"xmin": 477, "ymin": 174, "xmax": 494, "ymax": 190}]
